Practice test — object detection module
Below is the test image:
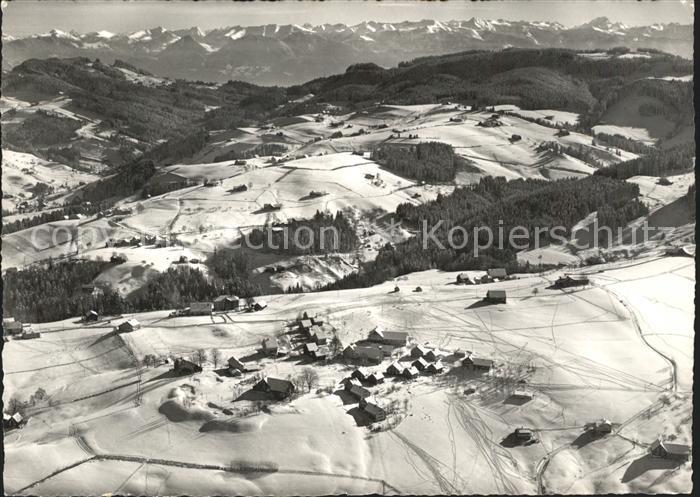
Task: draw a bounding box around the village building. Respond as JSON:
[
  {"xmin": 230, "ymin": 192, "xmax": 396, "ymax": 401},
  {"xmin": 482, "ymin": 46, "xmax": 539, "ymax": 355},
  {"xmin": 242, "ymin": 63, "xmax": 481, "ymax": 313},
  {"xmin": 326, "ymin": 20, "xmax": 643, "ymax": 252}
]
[
  {"xmin": 592, "ymin": 418, "xmax": 613, "ymax": 434},
  {"xmin": 349, "ymin": 384, "xmax": 372, "ymax": 400},
  {"xmin": 402, "ymin": 366, "xmax": 419, "ymax": 379},
  {"xmin": 253, "ymin": 377, "xmax": 295, "ymax": 400},
  {"xmin": 512, "ymin": 390, "xmax": 534, "ymax": 401},
  {"xmin": 487, "ymin": 268, "xmax": 508, "ymax": 280},
  {"xmin": 514, "ymin": 428, "xmax": 535, "ymax": 442},
  {"xmin": 3, "ymin": 412, "xmax": 24, "ymax": 430},
  {"xmin": 341, "ymin": 377, "xmax": 362, "ymax": 391},
  {"xmin": 412, "ymin": 357, "xmax": 429, "ymax": 371},
  {"xmin": 189, "ymin": 301, "xmax": 213, "ymax": 315},
  {"xmin": 351, "ymin": 367, "xmax": 371, "ymax": 382},
  {"xmin": 146, "ymin": 171, "xmax": 197, "ymax": 196},
  {"xmin": 276, "ymin": 335, "xmax": 293, "ymax": 355},
  {"xmin": 456, "ymin": 273, "xmax": 476, "ymax": 285},
  {"xmin": 554, "ymin": 275, "xmax": 590, "ymax": 288},
  {"xmin": 343, "ymin": 344, "xmax": 384, "ymax": 364},
  {"xmin": 463, "ymin": 356, "xmax": 494, "ymax": 372},
  {"xmin": 485, "ymin": 290, "xmax": 507, "ymax": 304},
  {"xmin": 410, "ymin": 345, "xmax": 431, "ymax": 358},
  {"xmin": 365, "ymin": 371, "xmax": 385, "ymax": 385},
  {"xmin": 385, "ymin": 362, "xmax": 403, "ymax": 376},
  {"xmin": 367, "ymin": 326, "xmax": 409, "ymax": 347},
  {"xmin": 262, "ymin": 337, "xmax": 279, "ymax": 356},
  {"xmin": 426, "ymin": 361, "xmax": 444, "ymax": 374},
  {"xmin": 19, "ymin": 330, "xmax": 41, "ymax": 340},
  {"xmin": 118, "ymin": 319, "xmax": 141, "ymax": 333},
  {"xmin": 173, "ymin": 358, "xmax": 202, "ymax": 376},
  {"xmin": 649, "ymin": 439, "xmax": 691, "ymax": 460},
  {"xmin": 310, "ymin": 326, "xmax": 329, "ymax": 345},
  {"xmin": 363, "ymin": 401, "xmax": 387, "ymax": 422},
  {"xmin": 3, "ymin": 318, "xmax": 23, "ymax": 336},
  {"xmin": 252, "ymin": 301, "xmax": 268, "ymax": 311},
  {"xmin": 312, "ymin": 345, "xmax": 330, "ymax": 360},
  {"xmin": 213, "ymin": 295, "xmax": 239, "ymax": 311},
  {"xmin": 424, "ymin": 349, "xmax": 442, "ymax": 362},
  {"xmin": 304, "ymin": 342, "xmax": 319, "ymax": 355},
  {"xmin": 228, "ymin": 356, "xmax": 246, "ymax": 372},
  {"xmin": 299, "ymin": 319, "xmax": 313, "ymax": 334}
]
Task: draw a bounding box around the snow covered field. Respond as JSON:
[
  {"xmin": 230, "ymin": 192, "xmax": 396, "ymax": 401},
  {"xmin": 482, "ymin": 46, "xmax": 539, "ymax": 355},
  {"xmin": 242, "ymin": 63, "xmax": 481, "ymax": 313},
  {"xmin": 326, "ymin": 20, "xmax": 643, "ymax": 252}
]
[{"xmin": 3, "ymin": 256, "xmax": 693, "ymax": 495}]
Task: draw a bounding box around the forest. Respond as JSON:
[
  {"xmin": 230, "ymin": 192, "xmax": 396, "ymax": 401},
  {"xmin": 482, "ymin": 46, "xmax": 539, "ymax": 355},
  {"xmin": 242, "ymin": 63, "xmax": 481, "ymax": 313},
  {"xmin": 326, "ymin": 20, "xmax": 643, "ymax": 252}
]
[
  {"xmin": 323, "ymin": 175, "xmax": 647, "ymax": 291},
  {"xmin": 595, "ymin": 142, "xmax": 695, "ymax": 179},
  {"xmin": 373, "ymin": 141, "xmax": 460, "ymax": 183},
  {"xmin": 245, "ymin": 211, "xmax": 358, "ymax": 255}
]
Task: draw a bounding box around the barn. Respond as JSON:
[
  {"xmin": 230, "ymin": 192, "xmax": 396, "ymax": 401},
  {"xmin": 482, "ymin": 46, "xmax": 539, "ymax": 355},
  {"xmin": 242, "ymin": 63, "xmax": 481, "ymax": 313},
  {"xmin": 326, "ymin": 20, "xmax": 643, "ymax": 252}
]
[
  {"xmin": 213, "ymin": 295, "xmax": 239, "ymax": 311},
  {"xmin": 173, "ymin": 358, "xmax": 202, "ymax": 376},
  {"xmin": 487, "ymin": 268, "xmax": 508, "ymax": 280},
  {"xmin": 463, "ymin": 356, "xmax": 494, "ymax": 372},
  {"xmin": 486, "ymin": 290, "xmax": 507, "ymax": 304},
  {"xmin": 385, "ymin": 362, "xmax": 403, "ymax": 376},
  {"xmin": 649, "ymin": 440, "xmax": 691, "ymax": 460},
  {"xmin": 367, "ymin": 326, "xmax": 409, "ymax": 347},
  {"xmin": 190, "ymin": 302, "xmax": 213, "ymax": 315},
  {"xmin": 118, "ymin": 319, "xmax": 141, "ymax": 333}
]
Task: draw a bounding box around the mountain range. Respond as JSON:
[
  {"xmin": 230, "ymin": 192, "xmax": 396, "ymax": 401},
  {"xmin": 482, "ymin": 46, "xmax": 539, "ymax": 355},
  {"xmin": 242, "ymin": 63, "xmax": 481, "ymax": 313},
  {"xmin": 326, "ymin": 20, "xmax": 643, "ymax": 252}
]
[{"xmin": 2, "ymin": 17, "xmax": 692, "ymax": 85}]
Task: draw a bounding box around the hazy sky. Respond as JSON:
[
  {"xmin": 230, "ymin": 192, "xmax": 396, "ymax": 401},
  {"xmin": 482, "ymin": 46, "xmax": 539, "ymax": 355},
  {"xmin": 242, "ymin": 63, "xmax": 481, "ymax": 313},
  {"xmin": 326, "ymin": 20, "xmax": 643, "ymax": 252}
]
[{"xmin": 2, "ymin": 0, "xmax": 695, "ymax": 37}]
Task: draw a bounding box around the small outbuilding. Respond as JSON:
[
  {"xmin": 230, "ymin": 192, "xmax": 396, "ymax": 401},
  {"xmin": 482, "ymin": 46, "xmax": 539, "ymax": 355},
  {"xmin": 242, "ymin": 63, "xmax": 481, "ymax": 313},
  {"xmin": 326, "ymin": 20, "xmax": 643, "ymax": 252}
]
[
  {"xmin": 84, "ymin": 310, "xmax": 99, "ymax": 322},
  {"xmin": 485, "ymin": 290, "xmax": 507, "ymax": 304},
  {"xmin": 190, "ymin": 302, "xmax": 213, "ymax": 315},
  {"xmin": 253, "ymin": 377, "xmax": 295, "ymax": 400},
  {"xmin": 173, "ymin": 358, "xmax": 202, "ymax": 376},
  {"xmin": 118, "ymin": 319, "xmax": 141, "ymax": 333},
  {"xmin": 649, "ymin": 439, "xmax": 691, "ymax": 460},
  {"xmin": 463, "ymin": 356, "xmax": 494, "ymax": 372}
]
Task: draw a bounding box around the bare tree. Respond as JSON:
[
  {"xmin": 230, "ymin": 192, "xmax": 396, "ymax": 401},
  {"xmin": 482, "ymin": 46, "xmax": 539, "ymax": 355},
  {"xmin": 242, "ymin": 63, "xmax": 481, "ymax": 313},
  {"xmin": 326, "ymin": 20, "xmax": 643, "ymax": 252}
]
[
  {"xmin": 192, "ymin": 349, "xmax": 208, "ymax": 367},
  {"xmin": 298, "ymin": 367, "xmax": 320, "ymax": 393},
  {"xmin": 211, "ymin": 348, "xmax": 222, "ymax": 369}
]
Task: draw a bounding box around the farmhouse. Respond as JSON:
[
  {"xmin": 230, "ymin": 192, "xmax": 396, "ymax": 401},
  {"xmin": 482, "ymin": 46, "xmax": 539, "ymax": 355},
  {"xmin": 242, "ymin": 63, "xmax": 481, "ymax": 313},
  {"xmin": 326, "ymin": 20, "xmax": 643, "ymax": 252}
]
[
  {"xmin": 385, "ymin": 362, "xmax": 403, "ymax": 376},
  {"xmin": 511, "ymin": 390, "xmax": 534, "ymax": 401},
  {"xmin": 213, "ymin": 295, "xmax": 239, "ymax": 311},
  {"xmin": 190, "ymin": 302, "xmax": 213, "ymax": 315},
  {"xmin": 463, "ymin": 356, "xmax": 494, "ymax": 372},
  {"xmin": 228, "ymin": 356, "xmax": 245, "ymax": 372},
  {"xmin": 456, "ymin": 273, "xmax": 476, "ymax": 285},
  {"xmin": 118, "ymin": 319, "xmax": 141, "ymax": 333},
  {"xmin": 485, "ymin": 290, "xmax": 507, "ymax": 304},
  {"xmin": 649, "ymin": 440, "xmax": 691, "ymax": 460},
  {"xmin": 310, "ymin": 326, "xmax": 329, "ymax": 344},
  {"xmin": 3, "ymin": 318, "xmax": 23, "ymax": 336},
  {"xmin": 514, "ymin": 428, "xmax": 535, "ymax": 442},
  {"xmin": 593, "ymin": 418, "xmax": 613, "ymax": 434},
  {"xmin": 3, "ymin": 413, "xmax": 24, "ymax": 430},
  {"xmin": 312, "ymin": 345, "xmax": 330, "ymax": 360},
  {"xmin": 365, "ymin": 371, "xmax": 385, "ymax": 385},
  {"xmin": 253, "ymin": 377, "xmax": 295, "ymax": 400},
  {"xmin": 252, "ymin": 301, "xmax": 268, "ymax": 311},
  {"xmin": 363, "ymin": 401, "xmax": 387, "ymax": 422},
  {"xmin": 341, "ymin": 377, "xmax": 362, "ymax": 390},
  {"xmin": 349, "ymin": 384, "xmax": 372, "ymax": 400},
  {"xmin": 351, "ymin": 367, "xmax": 371, "ymax": 382},
  {"xmin": 299, "ymin": 319, "xmax": 313, "ymax": 333},
  {"xmin": 343, "ymin": 344, "xmax": 384, "ymax": 364},
  {"xmin": 173, "ymin": 358, "xmax": 202, "ymax": 376},
  {"xmin": 554, "ymin": 275, "xmax": 590, "ymax": 288},
  {"xmin": 487, "ymin": 268, "xmax": 508, "ymax": 280},
  {"xmin": 367, "ymin": 326, "xmax": 409, "ymax": 347}
]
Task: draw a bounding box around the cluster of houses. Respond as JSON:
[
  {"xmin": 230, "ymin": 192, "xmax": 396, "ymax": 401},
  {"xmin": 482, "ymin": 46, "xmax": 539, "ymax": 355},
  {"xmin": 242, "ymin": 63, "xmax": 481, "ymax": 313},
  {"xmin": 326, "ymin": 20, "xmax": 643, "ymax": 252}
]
[
  {"xmin": 3, "ymin": 412, "xmax": 25, "ymax": 430},
  {"xmin": 296, "ymin": 313, "xmax": 333, "ymax": 360},
  {"xmin": 108, "ymin": 234, "xmax": 168, "ymax": 249},
  {"xmin": 168, "ymin": 296, "xmax": 268, "ymax": 318},
  {"xmin": 342, "ymin": 326, "xmax": 410, "ymax": 365},
  {"xmin": 477, "ymin": 114, "xmax": 503, "ymax": 127},
  {"xmin": 2, "ymin": 318, "xmax": 40, "ymax": 340}
]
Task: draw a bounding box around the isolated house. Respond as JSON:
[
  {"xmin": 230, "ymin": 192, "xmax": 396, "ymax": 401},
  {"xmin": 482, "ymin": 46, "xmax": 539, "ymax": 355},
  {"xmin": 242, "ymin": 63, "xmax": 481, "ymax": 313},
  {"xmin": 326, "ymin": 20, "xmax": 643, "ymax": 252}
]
[
  {"xmin": 84, "ymin": 310, "xmax": 99, "ymax": 322},
  {"xmin": 412, "ymin": 357, "xmax": 429, "ymax": 371},
  {"xmin": 514, "ymin": 428, "xmax": 534, "ymax": 442},
  {"xmin": 487, "ymin": 268, "xmax": 508, "ymax": 280},
  {"xmin": 3, "ymin": 412, "xmax": 24, "ymax": 430},
  {"xmin": 252, "ymin": 301, "xmax": 268, "ymax": 311},
  {"xmin": 485, "ymin": 290, "xmax": 507, "ymax": 304},
  {"xmin": 262, "ymin": 337, "xmax": 279, "ymax": 356},
  {"xmin": 649, "ymin": 440, "xmax": 691, "ymax": 460},
  {"xmin": 173, "ymin": 358, "xmax": 202, "ymax": 376},
  {"xmin": 190, "ymin": 302, "xmax": 213, "ymax": 315},
  {"xmin": 511, "ymin": 390, "xmax": 534, "ymax": 401},
  {"xmin": 118, "ymin": 319, "xmax": 141, "ymax": 333},
  {"xmin": 253, "ymin": 377, "xmax": 295, "ymax": 400},
  {"xmin": 213, "ymin": 295, "xmax": 239, "ymax": 311},
  {"xmin": 593, "ymin": 419, "xmax": 613, "ymax": 434},
  {"xmin": 367, "ymin": 326, "xmax": 409, "ymax": 347},
  {"xmin": 463, "ymin": 356, "xmax": 494, "ymax": 372},
  {"xmin": 554, "ymin": 275, "xmax": 590, "ymax": 288},
  {"xmin": 19, "ymin": 330, "xmax": 41, "ymax": 340},
  {"xmin": 385, "ymin": 362, "xmax": 403, "ymax": 376}
]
